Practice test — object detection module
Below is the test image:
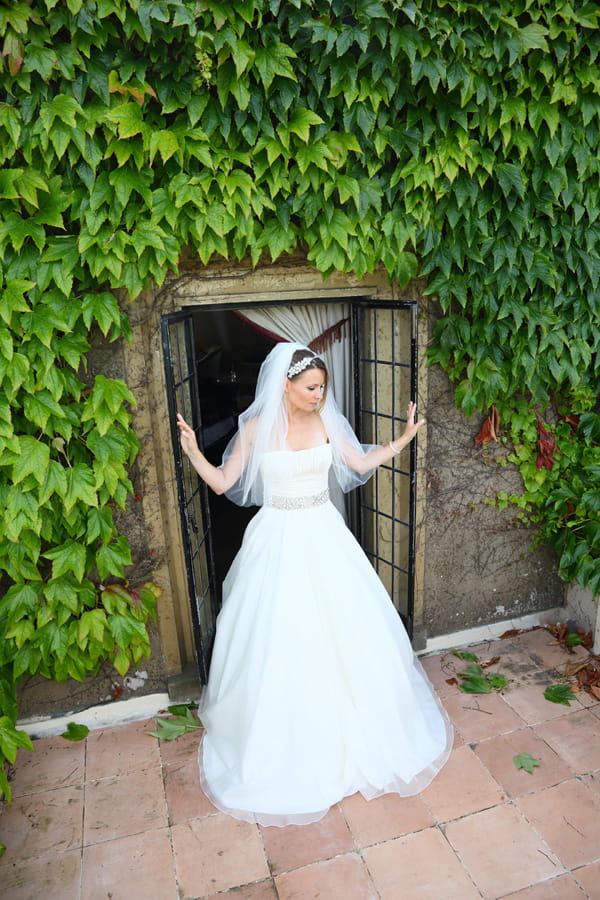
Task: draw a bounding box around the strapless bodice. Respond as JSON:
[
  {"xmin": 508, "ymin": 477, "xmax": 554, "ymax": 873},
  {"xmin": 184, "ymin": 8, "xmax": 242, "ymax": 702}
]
[{"xmin": 260, "ymin": 443, "xmax": 331, "ymax": 502}]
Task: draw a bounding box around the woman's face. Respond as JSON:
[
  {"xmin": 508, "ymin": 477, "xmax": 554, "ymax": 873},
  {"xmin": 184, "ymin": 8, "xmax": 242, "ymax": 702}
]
[{"xmin": 284, "ymin": 367, "xmax": 326, "ymax": 413}]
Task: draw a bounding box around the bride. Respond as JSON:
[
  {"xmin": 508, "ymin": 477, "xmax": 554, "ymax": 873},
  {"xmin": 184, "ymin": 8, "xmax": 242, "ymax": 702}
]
[{"xmin": 177, "ymin": 341, "xmax": 452, "ymax": 827}]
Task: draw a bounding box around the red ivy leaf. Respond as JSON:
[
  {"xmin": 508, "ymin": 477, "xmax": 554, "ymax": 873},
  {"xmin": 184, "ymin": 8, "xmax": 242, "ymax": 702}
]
[
  {"xmin": 535, "ymin": 414, "xmax": 559, "ymax": 470},
  {"xmin": 563, "ymin": 414, "xmax": 579, "ymax": 433},
  {"xmin": 474, "ymin": 405, "xmax": 500, "ymax": 448}
]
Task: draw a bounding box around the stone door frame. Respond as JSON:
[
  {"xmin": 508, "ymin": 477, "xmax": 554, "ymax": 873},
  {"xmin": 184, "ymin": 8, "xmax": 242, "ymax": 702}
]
[{"xmin": 124, "ymin": 255, "xmax": 428, "ymax": 691}]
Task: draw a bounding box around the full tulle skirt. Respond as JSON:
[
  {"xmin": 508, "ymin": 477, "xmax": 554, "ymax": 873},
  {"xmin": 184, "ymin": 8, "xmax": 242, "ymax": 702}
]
[{"xmin": 198, "ymin": 500, "xmax": 452, "ymax": 827}]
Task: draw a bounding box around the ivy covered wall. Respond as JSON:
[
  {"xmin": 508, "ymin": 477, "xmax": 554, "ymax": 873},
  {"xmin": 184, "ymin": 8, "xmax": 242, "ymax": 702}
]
[{"xmin": 1, "ymin": 0, "xmax": 599, "ymax": 800}]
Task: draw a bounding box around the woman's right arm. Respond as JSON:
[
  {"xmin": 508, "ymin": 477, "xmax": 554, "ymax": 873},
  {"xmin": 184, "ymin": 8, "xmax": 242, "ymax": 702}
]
[{"xmin": 176, "ymin": 414, "xmax": 244, "ymax": 495}]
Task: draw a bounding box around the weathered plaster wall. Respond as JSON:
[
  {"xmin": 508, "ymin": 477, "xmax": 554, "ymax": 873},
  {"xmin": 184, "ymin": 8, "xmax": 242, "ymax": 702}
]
[{"xmin": 422, "ymin": 304, "xmax": 565, "ymax": 637}]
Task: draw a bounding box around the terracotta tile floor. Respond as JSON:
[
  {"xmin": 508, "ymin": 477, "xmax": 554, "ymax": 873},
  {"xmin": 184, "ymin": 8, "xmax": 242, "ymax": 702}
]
[{"xmin": 2, "ymin": 628, "xmax": 599, "ymax": 900}]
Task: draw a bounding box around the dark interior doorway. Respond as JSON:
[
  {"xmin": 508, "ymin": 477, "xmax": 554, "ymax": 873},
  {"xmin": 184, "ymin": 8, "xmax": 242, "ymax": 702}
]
[{"xmin": 191, "ymin": 310, "xmax": 275, "ymax": 586}]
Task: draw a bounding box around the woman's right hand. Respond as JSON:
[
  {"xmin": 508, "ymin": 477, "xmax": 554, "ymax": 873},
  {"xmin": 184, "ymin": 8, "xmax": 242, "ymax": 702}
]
[{"xmin": 177, "ymin": 413, "xmax": 199, "ymax": 458}]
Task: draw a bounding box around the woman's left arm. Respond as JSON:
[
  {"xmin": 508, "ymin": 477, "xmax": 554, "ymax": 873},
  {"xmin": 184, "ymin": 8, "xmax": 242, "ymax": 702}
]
[{"xmin": 342, "ymin": 401, "xmax": 425, "ymax": 474}]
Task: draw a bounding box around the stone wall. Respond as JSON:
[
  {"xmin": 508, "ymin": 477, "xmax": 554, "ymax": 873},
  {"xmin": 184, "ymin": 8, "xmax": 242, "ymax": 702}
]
[{"xmin": 422, "ymin": 304, "xmax": 565, "ymax": 637}]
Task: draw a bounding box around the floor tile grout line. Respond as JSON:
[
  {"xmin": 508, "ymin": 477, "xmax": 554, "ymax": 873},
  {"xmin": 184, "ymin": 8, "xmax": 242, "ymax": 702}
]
[
  {"xmin": 266, "ymin": 842, "xmax": 385, "ymax": 900},
  {"xmin": 355, "ymin": 847, "xmax": 384, "ymax": 900},
  {"xmin": 256, "ymin": 819, "xmax": 278, "ymax": 886},
  {"xmin": 80, "ymin": 823, "xmax": 174, "ymax": 851},
  {"xmin": 165, "ymin": 822, "xmax": 182, "ymax": 900},
  {"xmin": 263, "ymin": 846, "xmax": 368, "ymax": 880},
  {"xmin": 336, "ymin": 800, "xmax": 384, "ymax": 900},
  {"xmin": 157, "ymin": 747, "xmax": 181, "ymax": 899},
  {"xmin": 505, "ymin": 795, "xmax": 574, "ymax": 883},
  {"xmin": 78, "ymin": 734, "xmax": 88, "ymax": 900},
  {"xmin": 435, "ymin": 821, "xmax": 486, "ymax": 899},
  {"xmin": 496, "ymin": 875, "xmax": 590, "ymax": 900},
  {"xmin": 82, "ymin": 761, "xmax": 166, "ymax": 786}
]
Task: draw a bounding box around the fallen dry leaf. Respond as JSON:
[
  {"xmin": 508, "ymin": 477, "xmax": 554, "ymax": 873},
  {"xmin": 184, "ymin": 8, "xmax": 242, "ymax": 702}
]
[
  {"xmin": 481, "ymin": 656, "xmax": 501, "ymax": 669},
  {"xmin": 565, "ymin": 659, "xmax": 592, "ymax": 677}
]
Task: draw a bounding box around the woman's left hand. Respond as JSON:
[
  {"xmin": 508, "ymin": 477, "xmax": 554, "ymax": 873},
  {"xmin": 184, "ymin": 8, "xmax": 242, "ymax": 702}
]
[{"xmin": 390, "ymin": 401, "xmax": 425, "ymax": 452}]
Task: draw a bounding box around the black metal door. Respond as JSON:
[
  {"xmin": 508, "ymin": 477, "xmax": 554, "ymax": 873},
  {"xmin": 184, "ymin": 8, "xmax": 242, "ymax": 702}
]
[
  {"xmin": 352, "ymin": 302, "xmax": 418, "ymax": 635},
  {"xmin": 161, "ymin": 312, "xmax": 219, "ymax": 683}
]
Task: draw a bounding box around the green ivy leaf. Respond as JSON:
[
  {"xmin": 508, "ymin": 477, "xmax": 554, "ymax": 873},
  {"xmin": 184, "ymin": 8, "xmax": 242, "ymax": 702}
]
[
  {"xmin": 517, "ymin": 23, "xmax": 549, "ymax": 53},
  {"xmin": 104, "ymin": 101, "xmax": 145, "ymax": 139},
  {"xmin": 14, "ymin": 169, "xmax": 48, "ymax": 208},
  {"xmin": 38, "ymin": 460, "xmax": 68, "ymax": 505},
  {"xmin": 457, "ymin": 664, "xmax": 492, "ymax": 693},
  {"xmin": 451, "ymin": 650, "xmax": 479, "ymax": 662},
  {"xmin": 286, "ymin": 107, "xmax": 324, "ymax": 142},
  {"xmin": 44, "ymin": 576, "xmax": 83, "ymax": 616},
  {"xmin": 81, "ymin": 292, "xmax": 122, "ymax": 337},
  {"xmin": 149, "ymin": 129, "xmax": 181, "ymax": 164},
  {"xmin": 0, "ymin": 583, "xmax": 40, "ymax": 627},
  {"xmin": 254, "ymin": 42, "xmax": 297, "ymax": 89},
  {"xmin": 487, "ymin": 673, "xmax": 509, "ymax": 691},
  {"xmin": 457, "ymin": 662, "xmax": 508, "ymax": 693},
  {"xmin": 4, "ymin": 489, "xmax": 40, "ymax": 542},
  {"xmin": 147, "ymin": 717, "xmax": 189, "ymax": 741},
  {"xmin": 61, "ymin": 722, "xmax": 90, "ymax": 742},
  {"xmin": 43, "ymin": 540, "xmax": 87, "ymax": 583},
  {"xmin": 77, "ymin": 609, "xmax": 108, "ymax": 646},
  {"xmin": 496, "ymin": 163, "xmax": 525, "ymax": 200},
  {"xmin": 64, "ymin": 464, "xmax": 98, "ymax": 514},
  {"xmin": 23, "ymin": 390, "xmax": 65, "ymax": 430},
  {"xmin": 11, "ymin": 436, "xmax": 50, "ymax": 486},
  {"xmin": 544, "ymin": 684, "xmax": 573, "ymax": 706},
  {"xmin": 1, "ymin": 279, "xmax": 33, "ymax": 324},
  {"xmin": 96, "ymin": 536, "xmax": 133, "ymax": 580},
  {"xmin": 148, "ymin": 706, "xmax": 200, "ymax": 741},
  {"xmin": 513, "ymin": 752, "xmax": 541, "ymax": 774},
  {"xmin": 80, "ymin": 375, "xmax": 136, "ymax": 436},
  {"xmin": 0, "ymin": 717, "xmax": 34, "ymax": 765}
]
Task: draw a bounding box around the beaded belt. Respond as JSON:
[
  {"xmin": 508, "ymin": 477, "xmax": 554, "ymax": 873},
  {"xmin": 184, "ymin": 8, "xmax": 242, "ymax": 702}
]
[{"xmin": 268, "ymin": 489, "xmax": 329, "ymax": 510}]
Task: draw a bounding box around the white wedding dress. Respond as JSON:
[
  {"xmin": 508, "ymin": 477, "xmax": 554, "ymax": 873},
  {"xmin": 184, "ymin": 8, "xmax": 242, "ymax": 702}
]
[{"xmin": 198, "ymin": 443, "xmax": 452, "ymax": 826}]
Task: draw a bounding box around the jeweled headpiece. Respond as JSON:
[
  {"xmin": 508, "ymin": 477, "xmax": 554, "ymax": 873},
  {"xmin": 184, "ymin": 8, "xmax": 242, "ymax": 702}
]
[{"xmin": 287, "ymin": 355, "xmax": 317, "ymax": 379}]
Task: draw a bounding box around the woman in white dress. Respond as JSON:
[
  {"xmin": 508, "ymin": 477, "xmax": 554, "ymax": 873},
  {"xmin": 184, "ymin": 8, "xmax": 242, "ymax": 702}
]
[{"xmin": 177, "ymin": 342, "xmax": 452, "ymax": 827}]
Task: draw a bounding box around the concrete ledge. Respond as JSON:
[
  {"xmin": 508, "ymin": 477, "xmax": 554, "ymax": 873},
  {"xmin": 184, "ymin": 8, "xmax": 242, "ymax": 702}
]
[
  {"xmin": 18, "ymin": 692, "xmax": 172, "ymax": 740},
  {"xmin": 419, "ymin": 606, "xmax": 565, "ymax": 656}
]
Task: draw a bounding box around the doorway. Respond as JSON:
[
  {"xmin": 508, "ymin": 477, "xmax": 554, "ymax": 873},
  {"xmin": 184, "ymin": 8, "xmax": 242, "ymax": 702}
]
[{"xmin": 162, "ymin": 300, "xmax": 417, "ymax": 683}]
